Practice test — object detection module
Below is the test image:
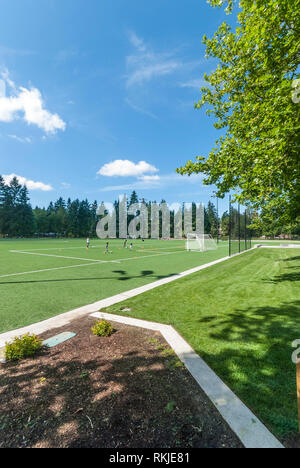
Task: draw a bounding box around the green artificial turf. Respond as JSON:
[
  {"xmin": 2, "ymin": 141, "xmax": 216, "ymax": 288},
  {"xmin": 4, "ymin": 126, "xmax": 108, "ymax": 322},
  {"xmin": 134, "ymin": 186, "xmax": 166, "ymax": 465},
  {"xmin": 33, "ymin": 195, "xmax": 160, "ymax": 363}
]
[
  {"xmin": 0, "ymin": 238, "xmax": 230, "ymax": 333},
  {"xmin": 104, "ymin": 247, "xmax": 300, "ymax": 439}
]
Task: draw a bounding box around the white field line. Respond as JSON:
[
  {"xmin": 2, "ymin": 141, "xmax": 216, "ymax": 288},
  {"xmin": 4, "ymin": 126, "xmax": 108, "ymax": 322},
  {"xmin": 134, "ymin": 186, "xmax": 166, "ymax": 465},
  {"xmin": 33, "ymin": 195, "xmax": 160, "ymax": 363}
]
[
  {"xmin": 0, "ymin": 262, "xmax": 103, "ymax": 279},
  {"xmin": 10, "ymin": 250, "xmax": 109, "ymax": 263},
  {"xmin": 10, "ymin": 245, "xmax": 186, "ymax": 252},
  {"xmin": 9, "ymin": 246, "xmax": 101, "ymax": 252},
  {"xmin": 3, "ymin": 249, "xmax": 190, "ymax": 280},
  {"xmin": 10, "ymin": 248, "xmax": 186, "ymax": 264},
  {"xmin": 136, "ymin": 246, "xmax": 186, "ymax": 250},
  {"xmin": 113, "ymin": 250, "xmax": 186, "ymax": 262},
  {"xmin": 136, "ymin": 247, "xmax": 185, "ymax": 253}
]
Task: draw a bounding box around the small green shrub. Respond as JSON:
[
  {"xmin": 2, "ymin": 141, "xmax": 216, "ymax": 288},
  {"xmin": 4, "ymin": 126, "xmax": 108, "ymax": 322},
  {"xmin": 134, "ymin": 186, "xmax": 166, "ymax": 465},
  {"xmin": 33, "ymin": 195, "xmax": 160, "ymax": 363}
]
[
  {"xmin": 165, "ymin": 401, "xmax": 177, "ymax": 414},
  {"xmin": 91, "ymin": 320, "xmax": 114, "ymax": 337},
  {"xmin": 5, "ymin": 334, "xmax": 43, "ymax": 361}
]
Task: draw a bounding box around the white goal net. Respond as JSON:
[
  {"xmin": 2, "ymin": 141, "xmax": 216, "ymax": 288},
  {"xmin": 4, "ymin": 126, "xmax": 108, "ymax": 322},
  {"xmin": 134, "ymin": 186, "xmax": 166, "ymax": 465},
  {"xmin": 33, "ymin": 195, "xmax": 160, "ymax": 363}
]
[{"xmin": 186, "ymin": 233, "xmax": 217, "ymax": 252}]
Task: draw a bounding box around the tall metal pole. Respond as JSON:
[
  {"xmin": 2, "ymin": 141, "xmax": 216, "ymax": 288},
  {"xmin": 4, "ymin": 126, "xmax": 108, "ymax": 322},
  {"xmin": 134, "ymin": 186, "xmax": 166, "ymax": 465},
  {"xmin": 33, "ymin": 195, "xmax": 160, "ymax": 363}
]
[
  {"xmin": 229, "ymin": 195, "xmax": 232, "ymax": 257},
  {"xmin": 238, "ymin": 203, "xmax": 241, "ymax": 253},
  {"xmin": 245, "ymin": 209, "xmax": 247, "ymax": 251},
  {"xmin": 212, "ymin": 191, "xmax": 219, "ymax": 244},
  {"xmin": 217, "ymin": 196, "xmax": 219, "ymax": 244}
]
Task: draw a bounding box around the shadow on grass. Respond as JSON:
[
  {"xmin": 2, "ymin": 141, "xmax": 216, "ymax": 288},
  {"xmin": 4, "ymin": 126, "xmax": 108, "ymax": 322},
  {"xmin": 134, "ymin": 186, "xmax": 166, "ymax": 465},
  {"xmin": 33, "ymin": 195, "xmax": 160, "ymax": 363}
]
[
  {"xmin": 283, "ymin": 256, "xmax": 300, "ymax": 262},
  {"xmin": 268, "ymin": 272, "xmax": 300, "ymax": 282},
  {"xmin": 0, "ymin": 270, "xmax": 178, "ymax": 286},
  {"xmin": 264, "ymin": 264, "xmax": 300, "ymax": 283},
  {"xmin": 195, "ymin": 301, "xmax": 300, "ymax": 438}
]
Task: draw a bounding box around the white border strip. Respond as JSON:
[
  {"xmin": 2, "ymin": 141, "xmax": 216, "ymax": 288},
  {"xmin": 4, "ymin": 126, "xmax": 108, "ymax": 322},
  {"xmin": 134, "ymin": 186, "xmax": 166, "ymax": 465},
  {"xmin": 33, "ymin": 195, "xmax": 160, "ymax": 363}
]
[
  {"xmin": 258, "ymin": 245, "xmax": 300, "ymax": 249},
  {"xmin": 91, "ymin": 311, "xmax": 283, "ymax": 449}
]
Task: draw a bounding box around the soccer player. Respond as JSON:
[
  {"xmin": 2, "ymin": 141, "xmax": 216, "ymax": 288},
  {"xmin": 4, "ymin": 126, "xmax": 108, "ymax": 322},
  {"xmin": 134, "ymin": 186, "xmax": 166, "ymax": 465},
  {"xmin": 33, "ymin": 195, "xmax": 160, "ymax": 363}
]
[
  {"xmin": 123, "ymin": 239, "xmax": 127, "ymax": 248},
  {"xmin": 86, "ymin": 237, "xmax": 90, "ymax": 249},
  {"xmin": 105, "ymin": 242, "xmax": 109, "ymax": 254}
]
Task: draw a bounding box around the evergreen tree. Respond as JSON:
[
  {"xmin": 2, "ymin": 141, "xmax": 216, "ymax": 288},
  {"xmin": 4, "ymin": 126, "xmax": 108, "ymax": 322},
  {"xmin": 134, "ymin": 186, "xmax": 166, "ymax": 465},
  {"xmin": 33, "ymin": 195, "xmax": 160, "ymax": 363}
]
[
  {"xmin": 0, "ymin": 176, "xmax": 35, "ymax": 236},
  {"xmin": 15, "ymin": 186, "xmax": 36, "ymax": 236},
  {"xmin": 221, "ymin": 212, "xmax": 230, "ymax": 237},
  {"xmin": 206, "ymin": 201, "xmax": 218, "ymax": 238},
  {"xmin": 129, "ymin": 191, "xmax": 139, "ymax": 206}
]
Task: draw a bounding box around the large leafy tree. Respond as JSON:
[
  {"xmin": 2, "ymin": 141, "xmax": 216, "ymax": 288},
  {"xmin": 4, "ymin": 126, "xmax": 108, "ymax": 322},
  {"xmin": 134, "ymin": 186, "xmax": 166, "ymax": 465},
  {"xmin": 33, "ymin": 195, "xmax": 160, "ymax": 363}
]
[{"xmin": 177, "ymin": 0, "xmax": 300, "ymax": 221}]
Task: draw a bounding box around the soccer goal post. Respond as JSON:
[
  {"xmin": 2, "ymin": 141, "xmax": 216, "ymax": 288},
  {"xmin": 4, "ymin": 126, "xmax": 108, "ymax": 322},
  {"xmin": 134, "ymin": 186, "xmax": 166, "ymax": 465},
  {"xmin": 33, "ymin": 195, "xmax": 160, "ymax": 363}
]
[{"xmin": 186, "ymin": 233, "xmax": 217, "ymax": 252}]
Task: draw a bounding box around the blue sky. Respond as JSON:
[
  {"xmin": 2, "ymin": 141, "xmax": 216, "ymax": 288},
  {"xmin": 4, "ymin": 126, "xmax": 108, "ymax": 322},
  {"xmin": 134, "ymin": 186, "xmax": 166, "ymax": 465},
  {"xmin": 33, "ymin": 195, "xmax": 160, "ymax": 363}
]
[{"xmin": 0, "ymin": 0, "xmax": 234, "ymax": 215}]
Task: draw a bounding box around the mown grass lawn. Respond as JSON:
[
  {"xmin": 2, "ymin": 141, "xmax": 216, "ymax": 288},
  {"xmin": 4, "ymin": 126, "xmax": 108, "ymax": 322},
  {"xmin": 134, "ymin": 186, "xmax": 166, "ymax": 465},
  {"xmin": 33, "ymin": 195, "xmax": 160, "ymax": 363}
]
[{"xmin": 104, "ymin": 248, "xmax": 300, "ymax": 439}]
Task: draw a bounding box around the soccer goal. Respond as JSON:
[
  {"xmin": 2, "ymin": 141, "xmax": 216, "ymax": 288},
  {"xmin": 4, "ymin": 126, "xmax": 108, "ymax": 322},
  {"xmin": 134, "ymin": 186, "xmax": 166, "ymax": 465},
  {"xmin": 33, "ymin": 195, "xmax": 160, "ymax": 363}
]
[{"xmin": 186, "ymin": 233, "xmax": 217, "ymax": 252}]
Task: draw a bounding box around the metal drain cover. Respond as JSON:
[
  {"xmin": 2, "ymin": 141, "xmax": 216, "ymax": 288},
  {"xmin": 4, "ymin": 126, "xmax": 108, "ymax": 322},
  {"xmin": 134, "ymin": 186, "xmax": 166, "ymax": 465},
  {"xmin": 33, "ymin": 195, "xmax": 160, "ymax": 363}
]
[{"xmin": 43, "ymin": 332, "xmax": 76, "ymax": 348}]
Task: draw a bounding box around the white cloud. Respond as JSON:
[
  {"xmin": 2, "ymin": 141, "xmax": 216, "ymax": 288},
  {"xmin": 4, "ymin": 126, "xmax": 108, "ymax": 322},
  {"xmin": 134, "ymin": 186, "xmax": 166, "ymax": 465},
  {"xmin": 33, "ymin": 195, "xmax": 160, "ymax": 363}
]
[
  {"xmin": 125, "ymin": 33, "xmax": 206, "ymax": 90},
  {"xmin": 55, "ymin": 49, "xmax": 78, "ymax": 64},
  {"xmin": 3, "ymin": 173, "xmax": 53, "ymax": 191},
  {"xmin": 126, "ymin": 56, "xmax": 181, "ymax": 88},
  {"xmin": 0, "ymin": 71, "xmax": 66, "ymax": 134},
  {"xmin": 128, "ymin": 31, "xmax": 146, "ymax": 52},
  {"xmin": 8, "ymin": 134, "xmax": 32, "ymax": 143},
  {"xmin": 0, "ymin": 79, "xmax": 5, "ymax": 98},
  {"xmin": 98, "ymin": 160, "xmax": 159, "ymax": 178},
  {"xmin": 138, "ymin": 175, "xmax": 160, "ymax": 182},
  {"xmin": 1, "ymin": 69, "xmax": 16, "ymax": 90},
  {"xmin": 125, "ymin": 98, "xmax": 158, "ymax": 119},
  {"xmin": 99, "ymin": 173, "xmax": 204, "ymax": 192},
  {"xmin": 0, "ymin": 45, "xmax": 36, "ymax": 57},
  {"xmin": 126, "ymin": 32, "xmax": 182, "ymax": 87},
  {"xmin": 180, "ymin": 79, "xmax": 208, "ymax": 90}
]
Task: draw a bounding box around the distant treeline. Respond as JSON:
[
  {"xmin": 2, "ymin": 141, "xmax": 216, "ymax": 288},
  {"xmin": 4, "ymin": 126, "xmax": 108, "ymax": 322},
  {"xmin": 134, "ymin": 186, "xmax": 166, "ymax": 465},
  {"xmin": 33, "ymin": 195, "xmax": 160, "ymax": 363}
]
[
  {"xmin": 0, "ymin": 179, "xmax": 222, "ymax": 238},
  {"xmin": 0, "ymin": 175, "xmax": 98, "ymax": 238},
  {"xmin": 1, "ymin": 176, "xmax": 298, "ymax": 239}
]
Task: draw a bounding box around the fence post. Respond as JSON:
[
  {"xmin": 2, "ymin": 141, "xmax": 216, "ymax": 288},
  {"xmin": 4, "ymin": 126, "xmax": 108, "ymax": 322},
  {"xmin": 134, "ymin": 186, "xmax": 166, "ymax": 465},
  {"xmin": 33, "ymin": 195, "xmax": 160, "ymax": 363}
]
[
  {"xmin": 238, "ymin": 204, "xmax": 241, "ymax": 253},
  {"xmin": 229, "ymin": 196, "xmax": 232, "ymax": 257},
  {"xmin": 245, "ymin": 209, "xmax": 247, "ymax": 251}
]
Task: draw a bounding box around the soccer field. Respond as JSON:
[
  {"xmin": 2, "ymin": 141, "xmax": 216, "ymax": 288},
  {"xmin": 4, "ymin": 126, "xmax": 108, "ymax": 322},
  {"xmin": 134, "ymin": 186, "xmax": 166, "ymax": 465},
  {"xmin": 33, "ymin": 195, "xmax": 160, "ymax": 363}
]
[{"xmin": 0, "ymin": 238, "xmax": 230, "ymax": 334}]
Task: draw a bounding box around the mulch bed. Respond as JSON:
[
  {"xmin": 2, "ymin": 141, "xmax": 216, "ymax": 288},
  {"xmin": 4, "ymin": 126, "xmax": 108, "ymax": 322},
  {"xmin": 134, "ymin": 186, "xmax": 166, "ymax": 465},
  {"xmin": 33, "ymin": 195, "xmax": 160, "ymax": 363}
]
[
  {"xmin": 283, "ymin": 435, "xmax": 300, "ymax": 449},
  {"xmin": 0, "ymin": 315, "xmax": 243, "ymax": 448}
]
